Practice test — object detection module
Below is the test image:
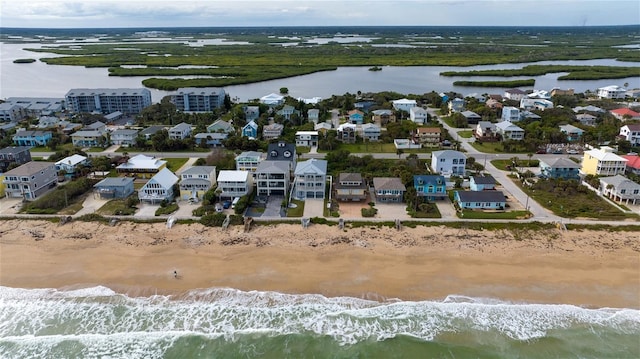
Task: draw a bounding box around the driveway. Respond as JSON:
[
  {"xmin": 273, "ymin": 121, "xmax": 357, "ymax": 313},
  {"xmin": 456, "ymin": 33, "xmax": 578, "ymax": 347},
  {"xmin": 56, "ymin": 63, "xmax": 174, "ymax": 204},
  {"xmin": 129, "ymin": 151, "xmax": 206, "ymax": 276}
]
[
  {"xmin": 374, "ymin": 202, "xmax": 411, "ymax": 220},
  {"xmin": 303, "ymin": 198, "xmax": 325, "ymax": 218},
  {"xmin": 0, "ymin": 197, "xmax": 23, "ymax": 214},
  {"xmin": 134, "ymin": 203, "xmax": 160, "ymax": 218},
  {"xmin": 75, "ymin": 194, "xmax": 109, "ymax": 216}
]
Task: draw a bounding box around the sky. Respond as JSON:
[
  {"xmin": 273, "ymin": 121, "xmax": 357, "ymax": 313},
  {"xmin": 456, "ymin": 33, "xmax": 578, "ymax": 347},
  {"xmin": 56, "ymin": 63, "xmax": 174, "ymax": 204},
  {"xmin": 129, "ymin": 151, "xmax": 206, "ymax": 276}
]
[{"xmin": 0, "ymin": 0, "xmax": 638, "ymax": 28}]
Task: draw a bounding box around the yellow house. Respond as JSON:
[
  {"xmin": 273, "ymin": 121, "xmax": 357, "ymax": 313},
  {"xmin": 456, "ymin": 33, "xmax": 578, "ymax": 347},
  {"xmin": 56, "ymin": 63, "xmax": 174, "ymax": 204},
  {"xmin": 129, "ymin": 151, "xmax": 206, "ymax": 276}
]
[
  {"xmin": 0, "ymin": 174, "xmax": 5, "ymax": 197},
  {"xmin": 178, "ymin": 165, "xmax": 217, "ymax": 201},
  {"xmin": 115, "ymin": 154, "xmax": 167, "ymax": 179},
  {"xmin": 580, "ymin": 146, "xmax": 627, "ymax": 176}
]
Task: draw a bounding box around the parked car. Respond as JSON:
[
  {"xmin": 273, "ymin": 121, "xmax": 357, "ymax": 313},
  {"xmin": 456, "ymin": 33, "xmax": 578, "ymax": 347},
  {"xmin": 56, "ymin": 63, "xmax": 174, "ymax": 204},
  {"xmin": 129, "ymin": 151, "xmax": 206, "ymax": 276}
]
[
  {"xmin": 222, "ymin": 200, "xmax": 232, "ymax": 209},
  {"xmin": 215, "ymin": 203, "xmax": 223, "ymax": 212},
  {"xmin": 536, "ymin": 149, "xmax": 547, "ymax": 154}
]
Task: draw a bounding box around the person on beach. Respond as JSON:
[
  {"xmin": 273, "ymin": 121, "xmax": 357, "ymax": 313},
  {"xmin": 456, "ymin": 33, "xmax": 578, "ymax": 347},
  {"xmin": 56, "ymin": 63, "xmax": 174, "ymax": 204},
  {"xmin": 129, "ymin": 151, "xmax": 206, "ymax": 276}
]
[{"xmin": 173, "ymin": 270, "xmax": 178, "ymax": 279}]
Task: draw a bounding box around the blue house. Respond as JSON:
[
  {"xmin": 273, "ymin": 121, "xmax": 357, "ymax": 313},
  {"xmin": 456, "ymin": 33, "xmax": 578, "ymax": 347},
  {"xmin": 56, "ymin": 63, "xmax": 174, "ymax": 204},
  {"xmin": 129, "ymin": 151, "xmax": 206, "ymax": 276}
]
[
  {"xmin": 559, "ymin": 124, "xmax": 585, "ymax": 142},
  {"xmin": 454, "ymin": 190, "xmax": 506, "ymax": 210},
  {"xmin": 94, "ymin": 177, "xmax": 135, "ymax": 199},
  {"xmin": 539, "ymin": 158, "xmax": 581, "ymax": 180},
  {"xmin": 242, "ymin": 120, "xmax": 258, "ymax": 139},
  {"xmin": 414, "ymin": 175, "xmax": 447, "ymax": 201},
  {"xmin": 469, "ymin": 175, "xmax": 496, "ymax": 191},
  {"xmin": 12, "ymin": 130, "xmax": 52, "ymax": 147},
  {"xmin": 348, "ymin": 110, "xmax": 365, "ymax": 124}
]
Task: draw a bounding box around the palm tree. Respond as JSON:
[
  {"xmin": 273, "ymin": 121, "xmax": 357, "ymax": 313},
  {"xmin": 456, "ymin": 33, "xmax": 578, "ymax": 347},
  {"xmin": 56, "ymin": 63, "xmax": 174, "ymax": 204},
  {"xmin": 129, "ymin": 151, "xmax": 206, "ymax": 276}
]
[
  {"xmin": 527, "ymin": 152, "xmax": 533, "ymax": 167},
  {"xmin": 396, "ymin": 148, "xmax": 404, "ymax": 159}
]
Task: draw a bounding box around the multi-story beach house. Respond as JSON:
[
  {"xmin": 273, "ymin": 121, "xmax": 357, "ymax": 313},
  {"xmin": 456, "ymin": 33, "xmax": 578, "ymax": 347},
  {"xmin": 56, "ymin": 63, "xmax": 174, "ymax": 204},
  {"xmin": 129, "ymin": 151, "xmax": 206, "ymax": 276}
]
[
  {"xmin": 235, "ymin": 151, "xmax": 266, "ymax": 177},
  {"xmin": 372, "ymin": 177, "xmax": 406, "ymax": 203},
  {"xmin": 170, "ymin": 87, "xmax": 226, "ymax": 112},
  {"xmin": 392, "ymin": 98, "xmax": 417, "ymax": 113},
  {"xmin": 0, "ymin": 103, "xmax": 26, "ymax": 122},
  {"xmin": 597, "ymin": 85, "xmax": 626, "ymax": 99},
  {"xmin": 361, "ymin": 123, "xmax": 381, "ymax": 142},
  {"xmin": 475, "ymin": 121, "xmax": 497, "ymax": 141},
  {"xmin": 12, "ymin": 130, "xmax": 52, "ymax": 147},
  {"xmin": 501, "ymin": 106, "xmax": 521, "ymax": 122},
  {"xmin": 307, "ymin": 109, "xmax": 320, "ymax": 124},
  {"xmin": 207, "ymin": 119, "xmax": 235, "ymax": 134},
  {"xmin": 65, "ymin": 88, "xmax": 152, "ymax": 115},
  {"xmin": 295, "ymin": 131, "xmax": 319, "ymax": 147},
  {"xmin": 194, "ymin": 132, "xmax": 228, "ymax": 148},
  {"xmin": 55, "ymin": 154, "xmax": 89, "ymax": 178},
  {"xmin": 0, "ymin": 146, "xmax": 32, "ymax": 172},
  {"xmin": 110, "ymin": 128, "xmax": 139, "ymax": 147},
  {"xmin": 580, "ymin": 146, "xmax": 627, "ymax": 176},
  {"xmin": 168, "ymin": 122, "xmax": 192, "ymax": 140},
  {"xmin": 244, "ymin": 106, "xmax": 260, "ymax": 122},
  {"xmin": 415, "ymin": 127, "xmax": 442, "ymax": 147},
  {"xmin": 337, "ymin": 123, "xmax": 357, "ymax": 143},
  {"xmin": 262, "ymin": 123, "xmax": 284, "ymax": 140},
  {"xmin": 266, "ymin": 142, "xmax": 297, "ymax": 176},
  {"xmin": 335, "ymin": 172, "xmax": 368, "ymax": 202},
  {"xmin": 260, "ymin": 93, "xmax": 285, "ymax": 106},
  {"xmin": 293, "ymin": 159, "xmax": 327, "ymax": 200},
  {"xmin": 503, "ymin": 88, "xmax": 526, "ymax": 101},
  {"xmin": 448, "ymin": 98, "xmax": 465, "ymax": 114},
  {"xmin": 94, "ymin": 177, "xmax": 135, "ymax": 199},
  {"xmin": 610, "ymin": 108, "xmax": 640, "ymax": 121},
  {"xmin": 255, "ymin": 161, "xmax": 290, "ymax": 197},
  {"xmin": 618, "ymin": 124, "xmax": 640, "ymax": 146},
  {"xmin": 347, "ymin": 110, "xmax": 364, "ymax": 124},
  {"xmin": 242, "ymin": 120, "xmax": 259, "ymax": 139},
  {"xmin": 431, "ymin": 150, "xmax": 467, "ymax": 176},
  {"xmin": 599, "ymin": 175, "xmax": 640, "ymax": 205},
  {"xmin": 139, "ymin": 125, "xmax": 167, "ymax": 140},
  {"xmin": 623, "ymin": 154, "xmax": 640, "ymax": 175},
  {"xmin": 559, "ymin": 124, "xmax": 584, "ymax": 142},
  {"xmin": 461, "ymin": 110, "xmax": 481, "ymax": 125},
  {"xmin": 495, "ymin": 121, "xmax": 525, "ymax": 141},
  {"xmin": 413, "ymin": 175, "xmax": 446, "ymax": 201},
  {"xmin": 576, "ymin": 113, "xmax": 597, "ymax": 127},
  {"xmin": 179, "ymin": 166, "xmax": 217, "ymax": 201},
  {"xmin": 409, "ymin": 107, "xmax": 428, "ymax": 124},
  {"xmin": 372, "ymin": 109, "xmax": 395, "ymax": 125},
  {"xmin": 2, "ymin": 161, "xmax": 57, "ymax": 200},
  {"xmin": 469, "ymin": 174, "xmax": 497, "ymax": 191},
  {"xmin": 216, "ymin": 170, "xmax": 254, "ymax": 199},
  {"xmin": 71, "ymin": 129, "xmax": 107, "ymax": 148},
  {"xmin": 539, "ymin": 158, "xmax": 581, "ymax": 180},
  {"xmin": 116, "ymin": 154, "xmax": 167, "ymax": 179},
  {"xmin": 138, "ymin": 168, "xmax": 179, "ymax": 204},
  {"xmin": 277, "ymin": 105, "xmax": 299, "ymax": 120}
]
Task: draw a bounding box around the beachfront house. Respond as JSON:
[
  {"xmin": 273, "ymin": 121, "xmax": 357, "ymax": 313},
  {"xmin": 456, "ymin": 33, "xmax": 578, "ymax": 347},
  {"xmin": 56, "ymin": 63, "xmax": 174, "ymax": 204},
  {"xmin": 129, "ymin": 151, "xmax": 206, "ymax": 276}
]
[
  {"xmin": 216, "ymin": 170, "xmax": 253, "ymax": 199},
  {"xmin": 0, "ymin": 146, "xmax": 32, "ymax": 172},
  {"xmin": 168, "ymin": 122, "xmax": 192, "ymax": 140},
  {"xmin": 94, "ymin": 177, "xmax": 135, "ymax": 199},
  {"xmin": 255, "ymin": 160, "xmax": 290, "ymax": 197},
  {"xmin": 110, "ymin": 128, "xmax": 139, "ymax": 147},
  {"xmin": 413, "ymin": 175, "xmax": 447, "ymax": 201},
  {"xmin": 431, "ymin": 150, "xmax": 466, "ymax": 176},
  {"xmin": 266, "ymin": 142, "xmax": 297, "ymax": 176},
  {"xmin": 372, "ymin": 177, "xmax": 406, "ymax": 203},
  {"xmin": 599, "ymin": 175, "xmax": 640, "ymax": 205},
  {"xmin": 495, "ymin": 121, "xmax": 525, "ymax": 141},
  {"xmin": 559, "ymin": 124, "xmax": 584, "ymax": 142},
  {"xmin": 335, "ymin": 172, "xmax": 368, "ymax": 202},
  {"xmin": 55, "ymin": 154, "xmax": 89, "ymax": 178},
  {"xmin": 242, "ymin": 120, "xmax": 259, "ymax": 139},
  {"xmin": 469, "ymin": 174, "xmax": 497, "ymax": 191},
  {"xmin": 454, "ymin": 190, "xmax": 507, "ymax": 210},
  {"xmin": 293, "ymin": 159, "xmax": 327, "ymax": 200},
  {"xmin": 580, "ymin": 146, "xmax": 627, "ymax": 176},
  {"xmin": 2, "ymin": 161, "xmax": 57, "ymax": 200},
  {"xmin": 138, "ymin": 168, "xmax": 179, "ymax": 204},
  {"xmin": 539, "ymin": 158, "xmax": 581, "ymax": 180},
  {"xmin": 409, "ymin": 107, "xmax": 428, "ymax": 124},
  {"xmin": 116, "ymin": 154, "xmax": 167, "ymax": 179},
  {"xmin": 295, "ymin": 131, "xmax": 319, "ymax": 147},
  {"xmin": 179, "ymin": 165, "xmax": 217, "ymax": 201},
  {"xmin": 414, "ymin": 127, "xmax": 442, "ymax": 147},
  {"xmin": 12, "ymin": 130, "xmax": 52, "ymax": 147}
]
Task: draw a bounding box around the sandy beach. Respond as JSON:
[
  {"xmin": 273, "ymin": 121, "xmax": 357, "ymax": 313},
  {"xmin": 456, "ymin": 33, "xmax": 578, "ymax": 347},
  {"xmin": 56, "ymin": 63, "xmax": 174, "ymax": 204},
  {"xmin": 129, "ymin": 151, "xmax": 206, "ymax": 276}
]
[{"xmin": 1, "ymin": 219, "xmax": 638, "ymax": 308}]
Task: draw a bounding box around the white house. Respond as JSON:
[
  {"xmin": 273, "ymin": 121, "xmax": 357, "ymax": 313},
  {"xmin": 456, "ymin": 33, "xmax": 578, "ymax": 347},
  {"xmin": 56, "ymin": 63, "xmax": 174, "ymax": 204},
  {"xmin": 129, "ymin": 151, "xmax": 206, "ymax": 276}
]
[
  {"xmin": 293, "ymin": 159, "xmax": 327, "ymax": 200},
  {"xmin": 110, "ymin": 129, "xmax": 139, "ymax": 147},
  {"xmin": 392, "ymin": 98, "xmax": 417, "ymax": 113},
  {"xmin": 597, "ymin": 85, "xmax": 626, "ymax": 99},
  {"xmin": 619, "ymin": 124, "xmax": 640, "ymax": 146},
  {"xmin": 235, "ymin": 151, "xmax": 266, "ymax": 176},
  {"xmin": 504, "ymin": 88, "xmax": 526, "ymax": 101},
  {"xmin": 599, "ymin": 175, "xmax": 640, "ymax": 205},
  {"xmin": 431, "ymin": 150, "xmax": 467, "ymax": 176},
  {"xmin": 168, "ymin": 122, "xmax": 192, "ymax": 140},
  {"xmin": 260, "ymin": 93, "xmax": 285, "ymax": 106},
  {"xmin": 520, "ymin": 98, "xmax": 554, "ymax": 111},
  {"xmin": 409, "ymin": 107, "xmax": 428, "ymax": 124},
  {"xmin": 495, "ymin": 121, "xmax": 525, "ymax": 141},
  {"xmin": 138, "ymin": 168, "xmax": 179, "ymax": 204},
  {"xmin": 216, "ymin": 170, "xmax": 253, "ymax": 199},
  {"xmin": 295, "ymin": 131, "xmax": 319, "ymax": 147},
  {"xmin": 361, "ymin": 123, "xmax": 381, "ymax": 141},
  {"xmin": 55, "ymin": 154, "xmax": 89, "ymax": 176},
  {"xmin": 501, "ymin": 106, "xmax": 520, "ymax": 122}
]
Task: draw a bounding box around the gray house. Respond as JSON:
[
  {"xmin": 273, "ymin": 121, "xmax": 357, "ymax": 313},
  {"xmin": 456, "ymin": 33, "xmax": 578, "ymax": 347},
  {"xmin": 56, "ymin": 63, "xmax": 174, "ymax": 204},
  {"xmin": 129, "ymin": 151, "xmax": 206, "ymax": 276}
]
[
  {"xmin": 372, "ymin": 177, "xmax": 406, "ymax": 203},
  {"xmin": 0, "ymin": 146, "xmax": 32, "ymax": 172},
  {"xmin": 256, "ymin": 160, "xmax": 290, "ymax": 196},
  {"xmin": 138, "ymin": 168, "xmax": 179, "ymax": 204},
  {"xmin": 2, "ymin": 161, "xmax": 57, "ymax": 200},
  {"xmin": 94, "ymin": 177, "xmax": 135, "ymax": 199}
]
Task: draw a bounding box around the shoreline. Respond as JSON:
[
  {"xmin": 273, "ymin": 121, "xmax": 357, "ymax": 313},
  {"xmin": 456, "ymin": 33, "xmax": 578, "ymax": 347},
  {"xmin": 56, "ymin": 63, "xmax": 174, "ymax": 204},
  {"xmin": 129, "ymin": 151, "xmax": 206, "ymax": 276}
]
[{"xmin": 1, "ymin": 220, "xmax": 639, "ymax": 308}]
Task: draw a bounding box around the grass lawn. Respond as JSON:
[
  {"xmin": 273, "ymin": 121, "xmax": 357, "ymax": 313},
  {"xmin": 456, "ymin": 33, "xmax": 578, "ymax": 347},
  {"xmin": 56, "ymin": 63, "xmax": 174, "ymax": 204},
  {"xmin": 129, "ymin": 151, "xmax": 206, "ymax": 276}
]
[
  {"xmin": 469, "ymin": 142, "xmax": 507, "ymax": 154},
  {"xmin": 324, "ymin": 142, "xmax": 432, "ymax": 154},
  {"xmin": 287, "ymin": 199, "xmax": 305, "ymax": 217},
  {"xmin": 163, "ymin": 158, "xmax": 189, "ymax": 172},
  {"xmin": 96, "ymin": 198, "xmax": 137, "ymax": 215},
  {"xmin": 457, "ymin": 130, "xmax": 474, "ymax": 139},
  {"xmin": 86, "ymin": 147, "xmax": 108, "ymax": 153},
  {"xmin": 58, "ymin": 192, "xmax": 90, "ymax": 215},
  {"xmin": 458, "ymin": 209, "xmax": 530, "ymax": 220},
  {"xmin": 31, "ymin": 143, "xmax": 74, "ymax": 152}
]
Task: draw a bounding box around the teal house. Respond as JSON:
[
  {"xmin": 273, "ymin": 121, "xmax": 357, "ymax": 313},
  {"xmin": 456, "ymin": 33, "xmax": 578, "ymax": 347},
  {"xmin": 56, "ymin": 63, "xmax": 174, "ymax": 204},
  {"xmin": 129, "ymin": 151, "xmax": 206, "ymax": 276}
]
[{"xmin": 414, "ymin": 175, "xmax": 447, "ymax": 201}]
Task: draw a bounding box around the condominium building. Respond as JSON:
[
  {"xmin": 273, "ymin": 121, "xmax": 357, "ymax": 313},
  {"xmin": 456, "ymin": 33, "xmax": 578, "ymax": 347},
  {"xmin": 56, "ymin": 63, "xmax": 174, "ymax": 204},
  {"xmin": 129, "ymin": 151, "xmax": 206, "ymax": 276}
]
[
  {"xmin": 171, "ymin": 87, "xmax": 226, "ymax": 112},
  {"xmin": 65, "ymin": 88, "xmax": 152, "ymax": 115}
]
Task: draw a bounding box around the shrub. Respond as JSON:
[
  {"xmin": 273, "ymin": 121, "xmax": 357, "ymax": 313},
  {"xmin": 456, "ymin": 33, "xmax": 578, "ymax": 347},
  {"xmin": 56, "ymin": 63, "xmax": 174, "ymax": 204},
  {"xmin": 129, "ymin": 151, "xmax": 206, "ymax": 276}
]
[
  {"xmin": 200, "ymin": 212, "xmax": 227, "ymax": 227},
  {"xmin": 361, "ymin": 207, "xmax": 378, "ymax": 217},
  {"xmin": 155, "ymin": 203, "xmax": 178, "ymax": 216}
]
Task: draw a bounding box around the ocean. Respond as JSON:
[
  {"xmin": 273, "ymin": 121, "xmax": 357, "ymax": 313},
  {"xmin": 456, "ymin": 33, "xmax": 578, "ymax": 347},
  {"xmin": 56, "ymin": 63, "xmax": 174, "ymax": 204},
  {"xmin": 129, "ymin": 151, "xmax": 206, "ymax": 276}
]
[{"xmin": 0, "ymin": 286, "xmax": 638, "ymax": 358}]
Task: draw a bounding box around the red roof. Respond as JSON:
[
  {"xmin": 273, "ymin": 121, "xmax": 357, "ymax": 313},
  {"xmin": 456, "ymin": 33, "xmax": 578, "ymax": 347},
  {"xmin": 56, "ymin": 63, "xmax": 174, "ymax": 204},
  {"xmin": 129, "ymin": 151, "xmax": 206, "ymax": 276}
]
[
  {"xmin": 623, "ymin": 155, "xmax": 640, "ymax": 169},
  {"xmin": 611, "ymin": 108, "xmax": 640, "ymax": 117}
]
